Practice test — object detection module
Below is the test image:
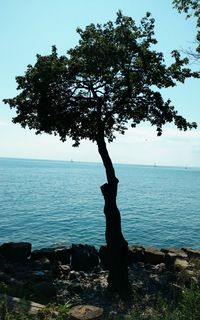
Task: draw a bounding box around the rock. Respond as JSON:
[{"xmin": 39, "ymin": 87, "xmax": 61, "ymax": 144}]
[
  {"xmin": 161, "ymin": 248, "xmax": 188, "ymax": 259},
  {"xmin": 99, "ymin": 246, "xmax": 109, "ymax": 269},
  {"xmin": 177, "ymin": 269, "xmax": 197, "ymax": 287},
  {"xmin": 55, "ymin": 247, "xmax": 71, "ymax": 264},
  {"xmin": 60, "ymin": 264, "xmax": 71, "ymax": 276},
  {"xmin": 79, "ymin": 271, "xmax": 87, "ymax": 278},
  {"xmin": 174, "ymin": 258, "xmax": 189, "ymax": 270},
  {"xmin": 154, "ymin": 263, "xmax": 166, "ymax": 273},
  {"xmin": 0, "ymin": 294, "xmax": 45, "ymax": 315},
  {"xmin": 182, "ymin": 248, "xmax": 200, "ymax": 259},
  {"xmin": 68, "ymin": 305, "xmax": 104, "ymax": 320},
  {"xmin": 31, "ymin": 248, "xmax": 55, "ymax": 261},
  {"xmin": 156, "ymin": 274, "xmax": 169, "ymax": 286},
  {"xmin": 165, "ymin": 252, "xmax": 178, "ymax": 268},
  {"xmin": 0, "ymin": 271, "xmax": 24, "ymax": 296},
  {"xmin": 0, "ymin": 242, "xmax": 31, "ymax": 262},
  {"xmin": 31, "ymin": 247, "xmax": 71, "ymax": 264},
  {"xmin": 31, "ymin": 281, "xmax": 56, "ymax": 303},
  {"xmin": 144, "ymin": 248, "xmax": 165, "ymax": 265},
  {"xmin": 0, "ymin": 254, "xmax": 12, "ymax": 272},
  {"xmin": 68, "ymin": 270, "xmax": 79, "ymax": 280},
  {"xmin": 128, "ymin": 245, "xmax": 144, "ymax": 264},
  {"xmin": 71, "ymin": 244, "xmax": 99, "ymax": 271},
  {"xmin": 68, "ymin": 282, "xmax": 83, "ymax": 294},
  {"xmin": 30, "ymin": 270, "xmax": 51, "ymax": 281},
  {"xmin": 31, "ymin": 257, "xmax": 51, "ymax": 270}
]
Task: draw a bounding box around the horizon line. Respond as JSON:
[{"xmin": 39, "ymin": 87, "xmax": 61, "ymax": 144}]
[{"xmin": 0, "ymin": 156, "xmax": 199, "ymax": 169}]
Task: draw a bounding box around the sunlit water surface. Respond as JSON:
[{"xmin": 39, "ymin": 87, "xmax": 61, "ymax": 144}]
[{"xmin": 0, "ymin": 158, "xmax": 199, "ymax": 249}]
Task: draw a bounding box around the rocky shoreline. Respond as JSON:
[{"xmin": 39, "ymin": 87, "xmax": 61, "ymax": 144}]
[{"xmin": 0, "ymin": 242, "xmax": 200, "ymax": 318}]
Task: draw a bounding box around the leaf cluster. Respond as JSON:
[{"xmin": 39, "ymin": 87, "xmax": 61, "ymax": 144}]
[
  {"xmin": 173, "ymin": 0, "xmax": 200, "ymax": 52},
  {"xmin": 4, "ymin": 11, "xmax": 198, "ymax": 146}
]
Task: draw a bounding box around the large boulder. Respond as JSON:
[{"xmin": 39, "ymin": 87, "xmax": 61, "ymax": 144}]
[
  {"xmin": 31, "ymin": 247, "xmax": 71, "ymax": 264},
  {"xmin": 181, "ymin": 248, "xmax": 200, "ymax": 259},
  {"xmin": 31, "ymin": 248, "xmax": 55, "ymax": 261},
  {"xmin": 55, "ymin": 247, "xmax": 71, "ymax": 264},
  {"xmin": 71, "ymin": 244, "xmax": 99, "ymax": 271},
  {"xmin": 0, "ymin": 242, "xmax": 31, "ymax": 262},
  {"xmin": 128, "ymin": 245, "xmax": 145, "ymax": 264},
  {"xmin": 144, "ymin": 247, "xmax": 165, "ymax": 265}
]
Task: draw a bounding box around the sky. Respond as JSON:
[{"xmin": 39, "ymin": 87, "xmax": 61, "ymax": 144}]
[{"xmin": 0, "ymin": 0, "xmax": 199, "ymax": 167}]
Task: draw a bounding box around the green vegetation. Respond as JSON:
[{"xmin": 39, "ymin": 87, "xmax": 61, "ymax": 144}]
[
  {"xmin": 0, "ymin": 299, "xmax": 71, "ymax": 320},
  {"xmin": 0, "ymin": 286, "xmax": 200, "ymax": 319}
]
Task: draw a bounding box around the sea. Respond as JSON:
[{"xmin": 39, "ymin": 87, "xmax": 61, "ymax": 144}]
[{"xmin": 0, "ymin": 157, "xmax": 199, "ymax": 250}]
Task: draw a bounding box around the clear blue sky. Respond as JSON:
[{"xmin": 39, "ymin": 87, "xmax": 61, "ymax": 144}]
[{"xmin": 0, "ymin": 0, "xmax": 199, "ymax": 166}]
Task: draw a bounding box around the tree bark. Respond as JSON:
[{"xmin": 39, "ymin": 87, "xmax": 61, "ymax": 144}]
[{"xmin": 97, "ymin": 136, "xmax": 130, "ymax": 293}]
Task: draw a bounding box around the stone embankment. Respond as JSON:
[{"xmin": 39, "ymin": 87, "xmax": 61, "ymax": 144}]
[{"xmin": 0, "ymin": 242, "xmax": 200, "ymax": 318}]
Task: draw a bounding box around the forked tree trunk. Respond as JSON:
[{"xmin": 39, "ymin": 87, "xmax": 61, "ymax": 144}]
[{"xmin": 97, "ymin": 136, "xmax": 130, "ymax": 292}]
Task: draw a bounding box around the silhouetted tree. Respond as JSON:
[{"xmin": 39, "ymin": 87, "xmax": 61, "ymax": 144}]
[{"xmin": 4, "ymin": 12, "xmax": 198, "ymax": 292}]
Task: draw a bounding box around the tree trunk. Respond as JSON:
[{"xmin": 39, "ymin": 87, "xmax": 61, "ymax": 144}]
[{"xmin": 97, "ymin": 136, "xmax": 130, "ymax": 293}]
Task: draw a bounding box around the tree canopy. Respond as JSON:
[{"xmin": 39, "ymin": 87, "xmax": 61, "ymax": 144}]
[
  {"xmin": 173, "ymin": 0, "xmax": 200, "ymax": 53},
  {"xmin": 4, "ymin": 11, "xmax": 198, "ymax": 148}
]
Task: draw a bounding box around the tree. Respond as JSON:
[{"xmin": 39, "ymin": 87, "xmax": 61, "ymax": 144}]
[
  {"xmin": 4, "ymin": 11, "xmax": 198, "ymax": 292},
  {"xmin": 173, "ymin": 0, "xmax": 200, "ymax": 57}
]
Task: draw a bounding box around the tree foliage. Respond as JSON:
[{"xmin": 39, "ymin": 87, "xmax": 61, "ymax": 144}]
[
  {"xmin": 173, "ymin": 0, "xmax": 200, "ymax": 53},
  {"xmin": 4, "ymin": 11, "xmax": 198, "ymax": 147}
]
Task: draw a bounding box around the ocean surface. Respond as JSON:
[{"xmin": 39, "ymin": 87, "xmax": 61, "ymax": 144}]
[{"xmin": 0, "ymin": 157, "xmax": 199, "ymax": 250}]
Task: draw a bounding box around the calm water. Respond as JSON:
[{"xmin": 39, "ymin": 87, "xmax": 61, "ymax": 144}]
[{"xmin": 0, "ymin": 157, "xmax": 199, "ymax": 249}]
